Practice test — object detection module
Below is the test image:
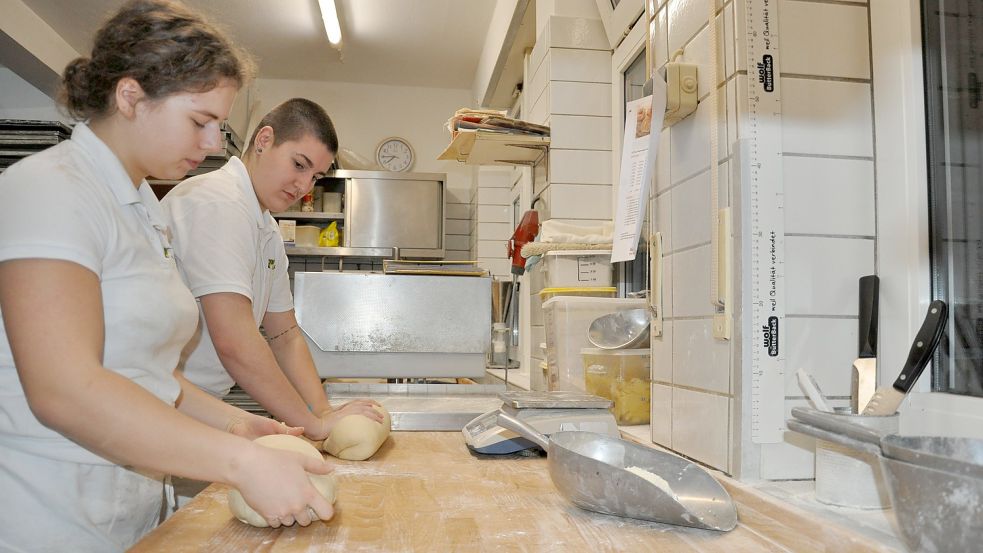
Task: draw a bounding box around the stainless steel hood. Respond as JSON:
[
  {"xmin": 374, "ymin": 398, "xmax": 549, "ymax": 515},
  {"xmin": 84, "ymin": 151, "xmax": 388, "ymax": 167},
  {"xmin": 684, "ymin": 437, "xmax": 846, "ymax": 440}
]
[{"xmin": 294, "ymin": 271, "xmax": 491, "ymax": 378}]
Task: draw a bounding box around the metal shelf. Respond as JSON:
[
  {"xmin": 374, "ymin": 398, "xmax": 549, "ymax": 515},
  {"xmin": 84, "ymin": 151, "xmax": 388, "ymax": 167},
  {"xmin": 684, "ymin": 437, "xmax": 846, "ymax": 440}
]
[
  {"xmin": 284, "ymin": 246, "xmax": 394, "ymax": 257},
  {"xmin": 272, "ymin": 211, "xmax": 344, "ymax": 220}
]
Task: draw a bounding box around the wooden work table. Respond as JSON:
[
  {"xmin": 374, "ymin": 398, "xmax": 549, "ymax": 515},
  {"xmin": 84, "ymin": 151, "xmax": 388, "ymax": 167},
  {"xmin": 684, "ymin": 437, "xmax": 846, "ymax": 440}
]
[{"xmin": 131, "ymin": 432, "xmax": 897, "ymax": 552}]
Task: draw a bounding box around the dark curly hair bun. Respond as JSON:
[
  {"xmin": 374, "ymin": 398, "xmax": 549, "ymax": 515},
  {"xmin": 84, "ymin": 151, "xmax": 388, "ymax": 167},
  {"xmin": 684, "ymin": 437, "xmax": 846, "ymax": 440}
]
[{"xmin": 58, "ymin": 0, "xmax": 255, "ymax": 121}]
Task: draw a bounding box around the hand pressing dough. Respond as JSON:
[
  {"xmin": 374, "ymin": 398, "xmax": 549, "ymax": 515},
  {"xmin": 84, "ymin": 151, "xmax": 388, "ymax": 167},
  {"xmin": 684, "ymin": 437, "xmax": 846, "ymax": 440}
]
[
  {"xmin": 227, "ymin": 434, "xmax": 337, "ymax": 527},
  {"xmin": 322, "ymin": 405, "xmax": 392, "ymax": 460}
]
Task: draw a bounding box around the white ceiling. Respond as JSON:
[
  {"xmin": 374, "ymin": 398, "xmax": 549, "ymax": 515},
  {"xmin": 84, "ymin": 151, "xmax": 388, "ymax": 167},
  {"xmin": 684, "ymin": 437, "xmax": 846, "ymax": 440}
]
[{"xmin": 19, "ymin": 0, "xmax": 496, "ymax": 89}]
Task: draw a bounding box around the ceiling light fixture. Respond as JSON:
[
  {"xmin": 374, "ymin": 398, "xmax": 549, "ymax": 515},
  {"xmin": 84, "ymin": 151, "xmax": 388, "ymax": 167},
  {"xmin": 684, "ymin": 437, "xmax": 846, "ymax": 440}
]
[{"xmin": 317, "ymin": 0, "xmax": 342, "ymax": 45}]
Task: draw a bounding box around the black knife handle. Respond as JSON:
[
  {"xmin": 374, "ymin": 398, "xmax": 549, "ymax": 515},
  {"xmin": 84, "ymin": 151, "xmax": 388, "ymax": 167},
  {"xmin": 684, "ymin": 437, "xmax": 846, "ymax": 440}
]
[
  {"xmin": 893, "ymin": 300, "xmax": 948, "ymax": 392},
  {"xmin": 858, "ymin": 275, "xmax": 879, "ymax": 358}
]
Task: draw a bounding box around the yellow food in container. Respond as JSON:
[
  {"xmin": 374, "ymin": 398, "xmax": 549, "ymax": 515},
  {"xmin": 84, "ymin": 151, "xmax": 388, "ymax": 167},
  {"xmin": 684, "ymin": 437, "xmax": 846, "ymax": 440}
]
[
  {"xmin": 295, "ymin": 225, "xmax": 321, "ymax": 247},
  {"xmin": 538, "ymin": 286, "xmax": 617, "ymax": 302},
  {"xmin": 582, "ymin": 348, "xmax": 651, "ymax": 425}
]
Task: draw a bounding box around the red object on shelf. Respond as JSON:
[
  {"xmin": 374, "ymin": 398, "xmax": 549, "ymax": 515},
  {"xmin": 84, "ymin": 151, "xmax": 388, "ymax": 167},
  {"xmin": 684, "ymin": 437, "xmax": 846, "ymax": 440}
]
[{"xmin": 507, "ymin": 210, "xmax": 540, "ymax": 276}]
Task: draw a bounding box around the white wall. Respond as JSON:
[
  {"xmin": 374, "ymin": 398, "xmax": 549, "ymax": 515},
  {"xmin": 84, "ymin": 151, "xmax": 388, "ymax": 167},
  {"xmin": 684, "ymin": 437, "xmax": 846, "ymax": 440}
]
[
  {"xmin": 248, "ymin": 78, "xmax": 477, "ymax": 261},
  {"xmin": 0, "ymin": 0, "xmax": 79, "ymax": 97},
  {"xmin": 0, "ymin": 67, "xmax": 69, "ymax": 122},
  {"xmin": 472, "ymin": 0, "xmax": 522, "ymax": 105}
]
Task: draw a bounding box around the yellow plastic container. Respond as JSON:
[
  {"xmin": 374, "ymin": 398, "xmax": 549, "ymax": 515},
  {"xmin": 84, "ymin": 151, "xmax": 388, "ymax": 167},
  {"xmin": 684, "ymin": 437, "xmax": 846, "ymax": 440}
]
[
  {"xmin": 538, "ymin": 286, "xmax": 617, "ymax": 302},
  {"xmin": 581, "ymin": 348, "xmax": 651, "ymax": 425}
]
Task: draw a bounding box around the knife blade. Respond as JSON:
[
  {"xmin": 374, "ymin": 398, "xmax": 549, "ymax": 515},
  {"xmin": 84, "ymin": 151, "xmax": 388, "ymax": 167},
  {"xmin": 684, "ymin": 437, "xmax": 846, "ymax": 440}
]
[
  {"xmin": 852, "ymin": 275, "xmax": 879, "ymax": 413},
  {"xmin": 863, "ymin": 300, "xmax": 948, "ymax": 415}
]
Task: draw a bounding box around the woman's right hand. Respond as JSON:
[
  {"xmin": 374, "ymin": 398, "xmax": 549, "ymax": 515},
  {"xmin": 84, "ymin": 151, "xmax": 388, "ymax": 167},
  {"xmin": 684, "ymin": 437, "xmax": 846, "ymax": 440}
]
[{"xmin": 231, "ymin": 442, "xmax": 335, "ymax": 527}]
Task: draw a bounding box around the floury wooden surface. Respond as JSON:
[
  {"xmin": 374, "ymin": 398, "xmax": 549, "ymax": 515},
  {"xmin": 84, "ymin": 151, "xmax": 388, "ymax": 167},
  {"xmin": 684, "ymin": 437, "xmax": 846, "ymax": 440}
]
[{"xmin": 131, "ymin": 432, "xmax": 898, "ymax": 552}]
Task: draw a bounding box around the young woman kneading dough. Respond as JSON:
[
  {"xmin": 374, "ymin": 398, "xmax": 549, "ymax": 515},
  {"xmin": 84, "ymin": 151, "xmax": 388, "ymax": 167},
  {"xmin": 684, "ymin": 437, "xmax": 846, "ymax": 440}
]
[
  {"xmin": 161, "ymin": 99, "xmax": 391, "ymax": 509},
  {"xmin": 0, "ymin": 2, "xmax": 335, "ymax": 550}
]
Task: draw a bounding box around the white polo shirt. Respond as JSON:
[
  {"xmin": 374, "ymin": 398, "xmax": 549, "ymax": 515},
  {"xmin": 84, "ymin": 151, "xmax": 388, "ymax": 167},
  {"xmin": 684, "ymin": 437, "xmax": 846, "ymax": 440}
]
[
  {"xmin": 161, "ymin": 157, "xmax": 293, "ymax": 397},
  {"xmin": 0, "ymin": 122, "xmax": 200, "ymax": 464}
]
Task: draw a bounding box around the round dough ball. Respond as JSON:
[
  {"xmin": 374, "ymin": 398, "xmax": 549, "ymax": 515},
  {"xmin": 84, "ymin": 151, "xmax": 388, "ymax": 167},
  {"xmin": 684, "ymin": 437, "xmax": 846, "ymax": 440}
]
[
  {"xmin": 322, "ymin": 405, "xmax": 392, "ymax": 461},
  {"xmin": 227, "ymin": 434, "xmax": 337, "ymax": 527}
]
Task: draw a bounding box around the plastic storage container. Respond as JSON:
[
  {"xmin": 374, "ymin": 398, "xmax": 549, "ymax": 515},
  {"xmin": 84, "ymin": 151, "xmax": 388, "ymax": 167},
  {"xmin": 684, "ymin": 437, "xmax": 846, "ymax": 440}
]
[
  {"xmin": 542, "ymin": 296, "xmax": 646, "ymax": 392},
  {"xmin": 581, "ymin": 348, "xmax": 651, "ymax": 425},
  {"xmin": 278, "ymin": 219, "xmax": 296, "ymax": 243},
  {"xmin": 541, "ymin": 250, "xmax": 613, "ymax": 287},
  {"xmin": 295, "ymin": 225, "xmax": 321, "ymax": 247},
  {"xmin": 538, "ymin": 287, "xmax": 617, "ymax": 302},
  {"xmin": 322, "ymin": 192, "xmax": 342, "ymax": 213}
]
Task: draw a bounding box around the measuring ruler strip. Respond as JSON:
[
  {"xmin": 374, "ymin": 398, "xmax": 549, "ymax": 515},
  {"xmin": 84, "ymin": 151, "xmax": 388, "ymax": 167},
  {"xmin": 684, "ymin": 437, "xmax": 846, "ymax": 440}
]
[{"xmin": 741, "ymin": 0, "xmax": 786, "ymax": 444}]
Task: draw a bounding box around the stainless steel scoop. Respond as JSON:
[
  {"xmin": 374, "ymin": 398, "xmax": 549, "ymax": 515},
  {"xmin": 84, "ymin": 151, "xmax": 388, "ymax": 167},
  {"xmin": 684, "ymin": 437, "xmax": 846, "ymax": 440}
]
[
  {"xmin": 587, "ymin": 308, "xmax": 651, "ymax": 349},
  {"xmin": 497, "ymin": 412, "xmax": 737, "ymax": 531}
]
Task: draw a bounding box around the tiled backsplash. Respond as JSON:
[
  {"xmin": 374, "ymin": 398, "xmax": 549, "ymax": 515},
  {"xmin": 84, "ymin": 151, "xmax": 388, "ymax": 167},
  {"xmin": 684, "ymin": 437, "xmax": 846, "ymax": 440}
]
[
  {"xmin": 526, "ymin": 10, "xmax": 614, "ymax": 227},
  {"xmin": 651, "ymin": 0, "xmax": 876, "ymax": 479},
  {"xmin": 471, "ymin": 0, "xmax": 877, "ymax": 481},
  {"xmin": 474, "ymin": 167, "xmax": 513, "ymax": 279},
  {"xmin": 444, "ymin": 175, "xmax": 476, "ymax": 263}
]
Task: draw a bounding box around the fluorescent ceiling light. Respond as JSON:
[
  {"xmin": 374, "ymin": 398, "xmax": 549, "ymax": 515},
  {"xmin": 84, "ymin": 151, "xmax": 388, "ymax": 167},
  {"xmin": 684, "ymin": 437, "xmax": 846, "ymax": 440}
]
[{"xmin": 318, "ymin": 0, "xmax": 342, "ymax": 45}]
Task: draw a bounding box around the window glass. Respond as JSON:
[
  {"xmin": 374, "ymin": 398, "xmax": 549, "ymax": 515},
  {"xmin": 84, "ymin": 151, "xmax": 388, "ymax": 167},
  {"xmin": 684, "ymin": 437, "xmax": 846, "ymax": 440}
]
[
  {"xmin": 617, "ymin": 49, "xmax": 649, "ymax": 297},
  {"xmin": 923, "ymin": 0, "xmax": 983, "ymax": 395}
]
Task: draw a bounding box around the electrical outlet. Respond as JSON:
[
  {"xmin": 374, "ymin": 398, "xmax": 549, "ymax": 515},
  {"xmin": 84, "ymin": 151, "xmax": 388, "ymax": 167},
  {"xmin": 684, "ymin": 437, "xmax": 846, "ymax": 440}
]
[{"xmin": 663, "ymin": 61, "xmax": 699, "ymax": 127}]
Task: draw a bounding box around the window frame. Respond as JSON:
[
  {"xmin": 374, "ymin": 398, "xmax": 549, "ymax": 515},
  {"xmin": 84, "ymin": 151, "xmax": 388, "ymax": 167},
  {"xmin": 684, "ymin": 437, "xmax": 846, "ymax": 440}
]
[
  {"xmin": 870, "ymin": 0, "xmax": 983, "ymax": 426},
  {"xmin": 594, "ymin": 0, "xmax": 645, "ymax": 50}
]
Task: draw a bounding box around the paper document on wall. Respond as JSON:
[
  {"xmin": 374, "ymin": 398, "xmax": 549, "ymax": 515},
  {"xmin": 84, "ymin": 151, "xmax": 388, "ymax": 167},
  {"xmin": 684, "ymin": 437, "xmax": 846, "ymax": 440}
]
[{"xmin": 611, "ymin": 77, "xmax": 667, "ymax": 263}]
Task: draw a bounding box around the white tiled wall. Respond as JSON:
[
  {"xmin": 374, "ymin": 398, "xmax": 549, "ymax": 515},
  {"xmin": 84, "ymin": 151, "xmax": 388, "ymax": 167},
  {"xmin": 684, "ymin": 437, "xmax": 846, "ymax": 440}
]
[
  {"xmin": 527, "ymin": 5, "xmax": 614, "ymax": 224},
  {"xmin": 651, "ymin": 0, "xmax": 736, "ymax": 475},
  {"xmin": 647, "ymin": 0, "xmax": 876, "ymax": 479},
  {"xmin": 474, "ymin": 167, "xmax": 514, "ymax": 278},
  {"xmin": 764, "ymin": 0, "xmax": 876, "ymax": 480},
  {"xmin": 472, "ymin": 0, "xmax": 876, "ymax": 480},
  {"xmin": 444, "ymin": 170, "xmax": 476, "ymax": 262},
  {"xmin": 496, "ymin": 2, "xmax": 618, "ymax": 389}
]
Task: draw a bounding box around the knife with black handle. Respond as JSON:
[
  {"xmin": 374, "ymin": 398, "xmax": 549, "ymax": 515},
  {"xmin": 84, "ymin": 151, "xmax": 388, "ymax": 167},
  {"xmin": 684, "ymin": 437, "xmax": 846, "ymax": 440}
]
[
  {"xmin": 863, "ymin": 299, "xmax": 948, "ymax": 415},
  {"xmin": 852, "ymin": 275, "xmax": 879, "ymax": 413}
]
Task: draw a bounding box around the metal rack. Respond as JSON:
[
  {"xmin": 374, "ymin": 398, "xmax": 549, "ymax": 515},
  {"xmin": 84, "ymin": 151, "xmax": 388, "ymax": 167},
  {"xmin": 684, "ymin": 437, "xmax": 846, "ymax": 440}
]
[{"xmin": 275, "ymin": 169, "xmax": 446, "ymax": 260}]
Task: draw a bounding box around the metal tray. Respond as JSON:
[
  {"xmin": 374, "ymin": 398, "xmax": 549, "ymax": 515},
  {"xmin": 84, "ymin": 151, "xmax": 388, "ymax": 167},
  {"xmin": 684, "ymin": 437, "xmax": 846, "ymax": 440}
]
[{"xmin": 499, "ymin": 390, "xmax": 612, "ymax": 409}]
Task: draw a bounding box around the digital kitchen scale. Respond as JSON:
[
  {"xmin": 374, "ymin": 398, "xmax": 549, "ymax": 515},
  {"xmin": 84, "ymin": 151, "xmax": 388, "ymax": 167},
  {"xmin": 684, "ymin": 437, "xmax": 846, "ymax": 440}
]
[{"xmin": 463, "ymin": 391, "xmax": 620, "ymax": 455}]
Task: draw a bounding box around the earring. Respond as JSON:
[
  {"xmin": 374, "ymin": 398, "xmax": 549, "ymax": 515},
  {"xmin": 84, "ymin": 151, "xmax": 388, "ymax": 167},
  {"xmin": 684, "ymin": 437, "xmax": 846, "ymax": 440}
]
[{"xmin": 256, "ymin": 148, "xmax": 263, "ymax": 154}]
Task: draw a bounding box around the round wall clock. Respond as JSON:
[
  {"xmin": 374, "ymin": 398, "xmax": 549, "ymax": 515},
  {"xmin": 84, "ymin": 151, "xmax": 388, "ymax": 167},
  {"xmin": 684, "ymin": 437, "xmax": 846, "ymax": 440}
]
[{"xmin": 375, "ymin": 136, "xmax": 415, "ymax": 172}]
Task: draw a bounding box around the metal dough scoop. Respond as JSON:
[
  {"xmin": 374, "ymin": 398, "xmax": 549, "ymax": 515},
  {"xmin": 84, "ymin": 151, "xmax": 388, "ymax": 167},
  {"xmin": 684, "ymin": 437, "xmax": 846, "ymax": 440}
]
[{"xmin": 497, "ymin": 412, "xmax": 738, "ymax": 531}]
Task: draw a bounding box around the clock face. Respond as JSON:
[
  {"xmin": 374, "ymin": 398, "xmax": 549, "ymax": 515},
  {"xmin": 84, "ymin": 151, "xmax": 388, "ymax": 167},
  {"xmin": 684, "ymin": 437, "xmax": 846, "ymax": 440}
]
[{"xmin": 376, "ymin": 137, "xmax": 414, "ymax": 172}]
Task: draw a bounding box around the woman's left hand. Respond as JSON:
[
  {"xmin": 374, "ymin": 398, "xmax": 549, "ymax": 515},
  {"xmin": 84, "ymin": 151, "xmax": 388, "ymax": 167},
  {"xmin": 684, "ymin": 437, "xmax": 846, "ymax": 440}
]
[
  {"xmin": 226, "ymin": 413, "xmax": 304, "ymax": 441},
  {"xmin": 306, "ymin": 399, "xmax": 384, "ymax": 441}
]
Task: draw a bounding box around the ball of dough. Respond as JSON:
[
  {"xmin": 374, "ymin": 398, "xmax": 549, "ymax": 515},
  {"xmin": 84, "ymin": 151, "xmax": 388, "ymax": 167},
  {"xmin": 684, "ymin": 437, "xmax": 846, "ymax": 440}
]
[
  {"xmin": 227, "ymin": 434, "xmax": 337, "ymax": 527},
  {"xmin": 321, "ymin": 405, "xmax": 392, "ymax": 461}
]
